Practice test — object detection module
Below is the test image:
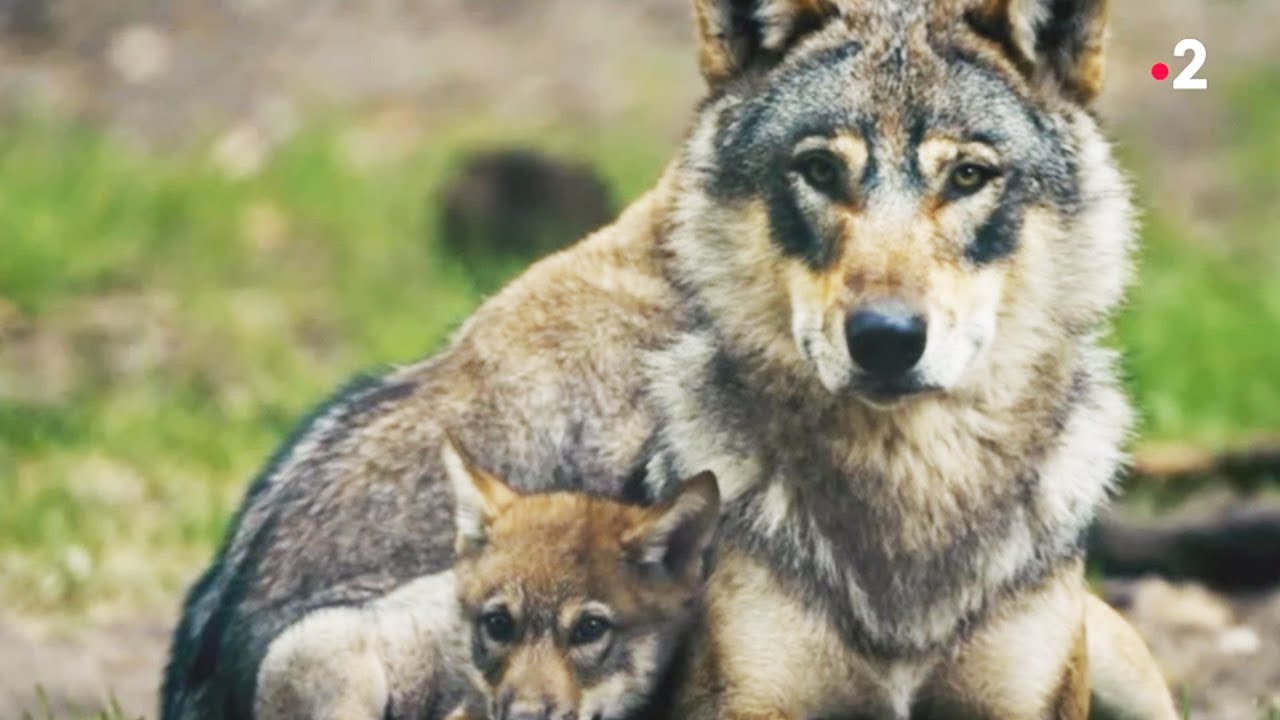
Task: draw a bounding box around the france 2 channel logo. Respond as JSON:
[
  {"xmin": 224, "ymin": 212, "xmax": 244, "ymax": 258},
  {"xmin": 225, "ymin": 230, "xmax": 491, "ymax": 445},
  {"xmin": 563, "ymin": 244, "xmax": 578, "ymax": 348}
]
[{"xmin": 1150, "ymin": 39, "xmax": 1208, "ymax": 90}]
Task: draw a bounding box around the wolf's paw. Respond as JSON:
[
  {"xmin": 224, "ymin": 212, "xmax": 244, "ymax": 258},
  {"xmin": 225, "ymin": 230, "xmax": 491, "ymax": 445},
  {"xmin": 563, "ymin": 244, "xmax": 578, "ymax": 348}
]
[{"xmin": 255, "ymin": 607, "xmax": 390, "ymax": 720}]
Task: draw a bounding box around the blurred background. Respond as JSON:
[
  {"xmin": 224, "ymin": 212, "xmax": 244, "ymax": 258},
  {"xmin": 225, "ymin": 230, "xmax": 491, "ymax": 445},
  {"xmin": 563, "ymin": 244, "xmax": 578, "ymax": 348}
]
[{"xmin": 0, "ymin": 1, "xmax": 1276, "ymax": 717}]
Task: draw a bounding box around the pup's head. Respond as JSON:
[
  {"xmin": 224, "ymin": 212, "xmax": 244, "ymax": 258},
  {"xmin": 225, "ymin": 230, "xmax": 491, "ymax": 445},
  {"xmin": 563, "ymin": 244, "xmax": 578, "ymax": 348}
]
[
  {"xmin": 672, "ymin": 0, "xmax": 1133, "ymax": 407},
  {"xmin": 443, "ymin": 439, "xmax": 719, "ymax": 720}
]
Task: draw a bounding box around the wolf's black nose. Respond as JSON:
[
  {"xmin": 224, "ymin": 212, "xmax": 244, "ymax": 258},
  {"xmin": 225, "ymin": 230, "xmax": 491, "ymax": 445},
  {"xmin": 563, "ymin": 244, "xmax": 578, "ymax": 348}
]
[{"xmin": 845, "ymin": 306, "xmax": 927, "ymax": 378}]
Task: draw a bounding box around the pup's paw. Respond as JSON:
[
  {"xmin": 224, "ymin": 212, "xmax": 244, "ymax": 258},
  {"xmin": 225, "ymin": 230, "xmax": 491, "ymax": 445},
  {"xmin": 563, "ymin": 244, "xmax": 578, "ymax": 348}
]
[{"xmin": 255, "ymin": 607, "xmax": 390, "ymax": 720}]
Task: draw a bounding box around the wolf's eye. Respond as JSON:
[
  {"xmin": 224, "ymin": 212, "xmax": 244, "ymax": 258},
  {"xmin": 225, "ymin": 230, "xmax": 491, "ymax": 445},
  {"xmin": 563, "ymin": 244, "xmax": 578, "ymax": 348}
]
[
  {"xmin": 569, "ymin": 614, "xmax": 612, "ymax": 646},
  {"xmin": 793, "ymin": 150, "xmax": 844, "ymax": 194},
  {"xmin": 947, "ymin": 162, "xmax": 998, "ymax": 196},
  {"xmin": 480, "ymin": 609, "xmax": 516, "ymax": 644}
]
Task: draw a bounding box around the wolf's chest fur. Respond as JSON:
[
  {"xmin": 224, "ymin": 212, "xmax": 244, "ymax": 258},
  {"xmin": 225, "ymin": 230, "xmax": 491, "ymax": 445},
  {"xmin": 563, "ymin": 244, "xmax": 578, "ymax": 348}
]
[{"xmin": 646, "ymin": 329, "xmax": 1127, "ymax": 657}]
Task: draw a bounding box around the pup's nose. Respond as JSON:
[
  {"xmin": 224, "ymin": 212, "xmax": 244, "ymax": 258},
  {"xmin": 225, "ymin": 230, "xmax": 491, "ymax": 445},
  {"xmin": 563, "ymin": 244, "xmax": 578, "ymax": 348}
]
[{"xmin": 845, "ymin": 304, "xmax": 927, "ymax": 378}]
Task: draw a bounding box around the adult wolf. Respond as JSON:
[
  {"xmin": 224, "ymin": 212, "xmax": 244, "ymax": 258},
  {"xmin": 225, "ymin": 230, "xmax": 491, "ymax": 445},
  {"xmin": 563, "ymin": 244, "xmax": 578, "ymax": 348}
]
[
  {"xmin": 162, "ymin": 1, "xmax": 1176, "ymax": 718},
  {"xmin": 645, "ymin": 1, "xmax": 1177, "ymax": 715}
]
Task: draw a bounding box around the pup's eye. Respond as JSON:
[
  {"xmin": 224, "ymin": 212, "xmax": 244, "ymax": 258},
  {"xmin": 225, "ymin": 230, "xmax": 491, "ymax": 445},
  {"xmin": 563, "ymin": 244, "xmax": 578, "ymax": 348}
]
[
  {"xmin": 947, "ymin": 162, "xmax": 998, "ymax": 196},
  {"xmin": 569, "ymin": 614, "xmax": 612, "ymax": 646},
  {"xmin": 793, "ymin": 150, "xmax": 845, "ymax": 194},
  {"xmin": 479, "ymin": 609, "xmax": 516, "ymax": 644}
]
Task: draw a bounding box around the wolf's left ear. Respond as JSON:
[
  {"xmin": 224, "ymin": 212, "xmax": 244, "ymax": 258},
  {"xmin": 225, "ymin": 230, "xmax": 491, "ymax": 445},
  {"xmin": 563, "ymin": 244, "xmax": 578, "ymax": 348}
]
[
  {"xmin": 442, "ymin": 434, "xmax": 518, "ymax": 557},
  {"xmin": 624, "ymin": 471, "xmax": 721, "ymax": 582},
  {"xmin": 693, "ymin": 0, "xmax": 841, "ymax": 87},
  {"xmin": 967, "ymin": 0, "xmax": 1109, "ymax": 103}
]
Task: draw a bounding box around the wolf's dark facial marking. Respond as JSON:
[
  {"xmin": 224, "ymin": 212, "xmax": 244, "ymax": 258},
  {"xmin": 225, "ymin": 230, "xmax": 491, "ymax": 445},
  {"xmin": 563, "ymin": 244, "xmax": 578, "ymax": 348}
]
[
  {"xmin": 766, "ymin": 181, "xmax": 830, "ymax": 264},
  {"xmin": 968, "ymin": 182, "xmax": 1024, "ymax": 264}
]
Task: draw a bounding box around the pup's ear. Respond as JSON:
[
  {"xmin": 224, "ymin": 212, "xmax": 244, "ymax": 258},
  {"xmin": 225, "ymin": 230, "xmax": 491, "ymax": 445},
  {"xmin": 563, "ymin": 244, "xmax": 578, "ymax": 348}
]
[
  {"xmin": 967, "ymin": 0, "xmax": 1109, "ymax": 103},
  {"xmin": 693, "ymin": 0, "xmax": 842, "ymax": 87},
  {"xmin": 442, "ymin": 434, "xmax": 518, "ymax": 557},
  {"xmin": 624, "ymin": 471, "xmax": 721, "ymax": 582}
]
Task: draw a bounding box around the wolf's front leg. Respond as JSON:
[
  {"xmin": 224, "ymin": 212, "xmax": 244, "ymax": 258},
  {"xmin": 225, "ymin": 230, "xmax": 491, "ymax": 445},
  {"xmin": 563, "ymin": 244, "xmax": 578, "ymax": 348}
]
[
  {"xmin": 676, "ymin": 552, "xmax": 863, "ymax": 720},
  {"xmin": 928, "ymin": 562, "xmax": 1092, "ymax": 720},
  {"xmin": 1085, "ymin": 593, "xmax": 1178, "ymax": 720}
]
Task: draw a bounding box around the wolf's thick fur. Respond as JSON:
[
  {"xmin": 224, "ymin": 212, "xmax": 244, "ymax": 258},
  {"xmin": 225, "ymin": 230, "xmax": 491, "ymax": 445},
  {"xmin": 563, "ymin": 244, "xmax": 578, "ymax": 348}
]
[{"xmin": 163, "ymin": 1, "xmax": 1177, "ymax": 718}]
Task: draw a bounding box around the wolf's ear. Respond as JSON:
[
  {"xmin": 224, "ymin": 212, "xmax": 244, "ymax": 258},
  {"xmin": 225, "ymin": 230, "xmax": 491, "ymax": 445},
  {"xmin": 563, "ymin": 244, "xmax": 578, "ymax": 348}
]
[
  {"xmin": 624, "ymin": 471, "xmax": 721, "ymax": 582},
  {"xmin": 967, "ymin": 0, "xmax": 1109, "ymax": 103},
  {"xmin": 693, "ymin": 0, "xmax": 841, "ymax": 86},
  {"xmin": 442, "ymin": 434, "xmax": 518, "ymax": 557}
]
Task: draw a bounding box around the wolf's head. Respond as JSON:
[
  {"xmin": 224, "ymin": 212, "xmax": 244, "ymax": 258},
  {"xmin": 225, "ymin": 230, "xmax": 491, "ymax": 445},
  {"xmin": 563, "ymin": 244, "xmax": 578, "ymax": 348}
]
[
  {"xmin": 670, "ymin": 0, "xmax": 1133, "ymax": 407},
  {"xmin": 443, "ymin": 440, "xmax": 719, "ymax": 720}
]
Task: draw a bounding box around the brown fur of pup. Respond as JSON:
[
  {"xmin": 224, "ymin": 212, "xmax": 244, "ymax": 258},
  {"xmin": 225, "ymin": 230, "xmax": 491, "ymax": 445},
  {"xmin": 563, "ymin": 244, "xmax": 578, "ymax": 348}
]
[{"xmin": 446, "ymin": 439, "xmax": 719, "ymax": 720}]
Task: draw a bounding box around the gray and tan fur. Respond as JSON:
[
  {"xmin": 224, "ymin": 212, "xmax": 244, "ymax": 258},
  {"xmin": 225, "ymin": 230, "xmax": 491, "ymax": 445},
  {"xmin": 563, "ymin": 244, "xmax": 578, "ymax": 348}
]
[
  {"xmin": 642, "ymin": 0, "xmax": 1172, "ymax": 716},
  {"xmin": 162, "ymin": 0, "xmax": 1177, "ymax": 718},
  {"xmin": 161, "ymin": 197, "xmax": 683, "ymax": 719}
]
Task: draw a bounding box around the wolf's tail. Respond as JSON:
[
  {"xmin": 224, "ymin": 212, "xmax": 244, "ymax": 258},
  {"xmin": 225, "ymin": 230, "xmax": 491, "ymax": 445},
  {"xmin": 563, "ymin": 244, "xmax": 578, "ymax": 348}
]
[{"xmin": 160, "ymin": 560, "xmax": 230, "ymax": 720}]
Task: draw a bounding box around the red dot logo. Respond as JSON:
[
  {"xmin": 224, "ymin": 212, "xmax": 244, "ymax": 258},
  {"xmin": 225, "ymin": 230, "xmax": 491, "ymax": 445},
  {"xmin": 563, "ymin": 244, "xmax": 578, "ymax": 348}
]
[{"xmin": 1151, "ymin": 62, "xmax": 1170, "ymax": 81}]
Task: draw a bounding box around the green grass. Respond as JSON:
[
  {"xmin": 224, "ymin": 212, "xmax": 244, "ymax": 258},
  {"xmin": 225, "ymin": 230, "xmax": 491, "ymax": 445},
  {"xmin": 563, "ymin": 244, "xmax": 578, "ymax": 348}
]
[
  {"xmin": 1117, "ymin": 69, "xmax": 1280, "ymax": 445},
  {"xmin": 0, "ymin": 72, "xmax": 1277, "ymax": 616},
  {"xmin": 0, "ymin": 111, "xmax": 669, "ymax": 614},
  {"xmin": 1118, "ymin": 215, "xmax": 1280, "ymax": 444}
]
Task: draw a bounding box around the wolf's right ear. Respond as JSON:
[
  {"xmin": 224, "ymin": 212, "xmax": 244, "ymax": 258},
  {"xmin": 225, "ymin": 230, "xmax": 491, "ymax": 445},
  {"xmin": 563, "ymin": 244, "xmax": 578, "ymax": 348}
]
[
  {"xmin": 693, "ymin": 0, "xmax": 842, "ymax": 87},
  {"xmin": 966, "ymin": 0, "xmax": 1110, "ymax": 103},
  {"xmin": 442, "ymin": 435, "xmax": 517, "ymax": 557}
]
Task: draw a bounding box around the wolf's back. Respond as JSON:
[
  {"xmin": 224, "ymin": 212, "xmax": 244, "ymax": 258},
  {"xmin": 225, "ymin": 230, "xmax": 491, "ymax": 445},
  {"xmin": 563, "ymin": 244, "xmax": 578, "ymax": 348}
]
[
  {"xmin": 160, "ymin": 372, "xmax": 435, "ymax": 719},
  {"xmin": 159, "ymin": 189, "xmax": 680, "ymax": 718}
]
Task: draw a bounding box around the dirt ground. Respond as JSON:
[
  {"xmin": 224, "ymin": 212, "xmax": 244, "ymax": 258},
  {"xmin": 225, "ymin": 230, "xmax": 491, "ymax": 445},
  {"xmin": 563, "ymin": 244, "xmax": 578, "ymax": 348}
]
[
  {"xmin": 0, "ymin": 613, "xmax": 169, "ymax": 718},
  {"xmin": 1, "ymin": 1, "xmax": 1277, "ymax": 718},
  {"xmin": 1111, "ymin": 579, "xmax": 1280, "ymax": 718}
]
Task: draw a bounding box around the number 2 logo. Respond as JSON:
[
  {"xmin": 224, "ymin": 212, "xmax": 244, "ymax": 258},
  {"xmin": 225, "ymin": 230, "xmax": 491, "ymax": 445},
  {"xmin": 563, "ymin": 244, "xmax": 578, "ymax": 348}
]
[{"xmin": 1172, "ymin": 38, "xmax": 1207, "ymax": 90}]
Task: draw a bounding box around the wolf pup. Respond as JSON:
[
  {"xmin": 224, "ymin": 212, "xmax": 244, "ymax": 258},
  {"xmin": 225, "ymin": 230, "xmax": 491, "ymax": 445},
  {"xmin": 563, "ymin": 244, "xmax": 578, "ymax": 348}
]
[
  {"xmin": 250, "ymin": 442, "xmax": 717, "ymax": 720},
  {"xmin": 446, "ymin": 441, "xmax": 719, "ymax": 720},
  {"xmin": 163, "ymin": 1, "xmax": 1176, "ymax": 718}
]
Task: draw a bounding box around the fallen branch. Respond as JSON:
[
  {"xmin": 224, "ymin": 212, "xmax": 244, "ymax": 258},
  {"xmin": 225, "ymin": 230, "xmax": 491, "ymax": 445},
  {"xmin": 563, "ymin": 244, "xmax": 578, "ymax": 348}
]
[{"xmin": 1089, "ymin": 497, "xmax": 1280, "ymax": 592}]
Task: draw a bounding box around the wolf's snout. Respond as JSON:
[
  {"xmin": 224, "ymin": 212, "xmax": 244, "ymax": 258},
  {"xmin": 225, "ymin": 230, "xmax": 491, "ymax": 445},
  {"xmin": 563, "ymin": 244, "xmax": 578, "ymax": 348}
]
[{"xmin": 845, "ymin": 304, "xmax": 927, "ymax": 378}]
